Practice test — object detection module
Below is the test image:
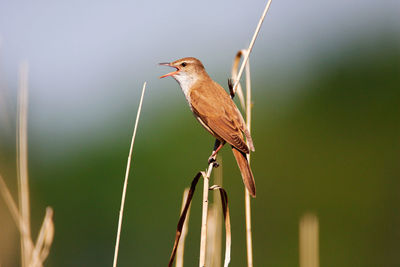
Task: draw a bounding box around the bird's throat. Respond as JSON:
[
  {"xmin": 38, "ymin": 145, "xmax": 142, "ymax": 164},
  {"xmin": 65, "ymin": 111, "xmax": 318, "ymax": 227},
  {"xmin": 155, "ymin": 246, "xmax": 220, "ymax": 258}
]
[{"xmin": 173, "ymin": 74, "xmax": 197, "ymax": 105}]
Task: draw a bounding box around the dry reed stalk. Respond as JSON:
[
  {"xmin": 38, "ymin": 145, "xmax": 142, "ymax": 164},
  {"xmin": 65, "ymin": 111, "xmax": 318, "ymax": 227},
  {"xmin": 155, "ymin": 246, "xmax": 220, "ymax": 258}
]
[
  {"xmin": 209, "ymin": 185, "xmax": 231, "ymax": 267},
  {"xmin": 232, "ymin": 49, "xmax": 255, "ymax": 267},
  {"xmin": 200, "ymin": 162, "xmax": 232, "ymax": 267},
  {"xmin": 244, "ymin": 54, "xmax": 254, "ymax": 267},
  {"xmin": 231, "ymin": 0, "xmax": 273, "ymax": 96},
  {"xmin": 299, "ymin": 213, "xmax": 319, "ymax": 267},
  {"xmin": 175, "ymin": 188, "xmax": 192, "ymax": 267},
  {"xmin": 30, "ymin": 207, "xmax": 54, "ymax": 267},
  {"xmin": 199, "ymin": 163, "xmax": 214, "ymax": 267},
  {"xmin": 205, "ymin": 205, "xmax": 220, "ymax": 267},
  {"xmin": 206, "ymin": 158, "xmax": 223, "ymax": 267},
  {"xmin": 112, "ymin": 82, "xmax": 147, "ymax": 267},
  {"xmin": 17, "ymin": 61, "xmax": 32, "ymax": 267}
]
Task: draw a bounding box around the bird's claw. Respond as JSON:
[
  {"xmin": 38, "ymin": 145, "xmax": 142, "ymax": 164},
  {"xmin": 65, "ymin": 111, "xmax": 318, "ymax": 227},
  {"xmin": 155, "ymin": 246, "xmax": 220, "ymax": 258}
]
[
  {"xmin": 208, "ymin": 156, "xmax": 219, "ymax": 168},
  {"xmin": 208, "ymin": 156, "xmax": 216, "ymax": 164}
]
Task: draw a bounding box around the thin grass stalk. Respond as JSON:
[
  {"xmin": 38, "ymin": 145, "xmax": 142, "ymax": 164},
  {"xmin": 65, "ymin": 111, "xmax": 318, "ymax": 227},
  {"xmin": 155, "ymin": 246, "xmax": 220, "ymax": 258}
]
[
  {"xmin": 232, "ymin": 0, "xmax": 272, "ymax": 95},
  {"xmin": 232, "ymin": 49, "xmax": 255, "ymax": 267},
  {"xmin": 112, "ymin": 82, "xmax": 147, "ymax": 267},
  {"xmin": 244, "ymin": 55, "xmax": 254, "ymax": 267},
  {"xmin": 199, "ymin": 162, "xmax": 214, "ymax": 267},
  {"xmin": 175, "ymin": 188, "xmax": 192, "ymax": 267},
  {"xmin": 17, "ymin": 61, "xmax": 32, "ymax": 267},
  {"xmin": 206, "ymin": 158, "xmax": 223, "ymax": 267}
]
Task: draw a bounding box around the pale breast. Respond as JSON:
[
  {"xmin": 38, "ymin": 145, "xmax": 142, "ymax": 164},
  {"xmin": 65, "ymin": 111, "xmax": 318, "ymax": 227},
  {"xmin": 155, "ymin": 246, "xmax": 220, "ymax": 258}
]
[{"xmin": 173, "ymin": 74, "xmax": 197, "ymax": 106}]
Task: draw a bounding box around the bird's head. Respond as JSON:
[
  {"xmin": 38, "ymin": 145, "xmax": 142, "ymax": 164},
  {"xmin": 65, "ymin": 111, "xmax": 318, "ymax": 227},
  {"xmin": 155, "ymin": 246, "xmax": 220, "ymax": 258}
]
[{"xmin": 159, "ymin": 57, "xmax": 206, "ymax": 80}]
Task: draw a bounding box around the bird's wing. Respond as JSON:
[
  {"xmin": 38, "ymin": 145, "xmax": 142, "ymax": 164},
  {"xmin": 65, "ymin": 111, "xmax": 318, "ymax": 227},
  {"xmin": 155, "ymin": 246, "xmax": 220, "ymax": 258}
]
[{"xmin": 190, "ymin": 80, "xmax": 250, "ymax": 154}]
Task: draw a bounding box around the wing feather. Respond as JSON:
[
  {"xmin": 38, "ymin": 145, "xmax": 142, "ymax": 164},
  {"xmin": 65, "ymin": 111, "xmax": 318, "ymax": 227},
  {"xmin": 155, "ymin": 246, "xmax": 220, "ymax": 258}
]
[{"xmin": 190, "ymin": 80, "xmax": 252, "ymax": 154}]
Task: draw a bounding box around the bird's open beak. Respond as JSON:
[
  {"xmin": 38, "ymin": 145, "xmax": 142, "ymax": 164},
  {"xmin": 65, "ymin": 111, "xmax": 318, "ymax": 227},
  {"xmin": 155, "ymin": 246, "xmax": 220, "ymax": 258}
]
[{"xmin": 159, "ymin": 62, "xmax": 179, "ymax": 79}]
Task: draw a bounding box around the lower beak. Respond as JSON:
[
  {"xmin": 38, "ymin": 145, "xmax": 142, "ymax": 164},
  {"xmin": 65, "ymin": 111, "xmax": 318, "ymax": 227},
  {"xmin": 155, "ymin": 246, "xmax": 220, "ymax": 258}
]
[{"xmin": 159, "ymin": 62, "xmax": 179, "ymax": 79}]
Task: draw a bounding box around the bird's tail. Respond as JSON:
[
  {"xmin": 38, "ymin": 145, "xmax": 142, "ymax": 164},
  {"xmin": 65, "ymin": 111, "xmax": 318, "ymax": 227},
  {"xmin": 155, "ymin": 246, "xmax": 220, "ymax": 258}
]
[{"xmin": 231, "ymin": 146, "xmax": 256, "ymax": 197}]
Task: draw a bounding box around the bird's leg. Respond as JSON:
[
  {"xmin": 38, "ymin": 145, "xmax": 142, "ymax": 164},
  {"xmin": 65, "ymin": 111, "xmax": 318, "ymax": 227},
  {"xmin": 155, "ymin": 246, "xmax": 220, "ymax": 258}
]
[{"xmin": 208, "ymin": 139, "xmax": 225, "ymax": 166}]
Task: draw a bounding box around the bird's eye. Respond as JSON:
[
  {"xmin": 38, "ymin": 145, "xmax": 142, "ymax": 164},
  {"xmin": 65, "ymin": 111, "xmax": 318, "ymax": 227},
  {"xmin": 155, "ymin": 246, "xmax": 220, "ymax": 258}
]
[{"xmin": 181, "ymin": 62, "xmax": 187, "ymax": 67}]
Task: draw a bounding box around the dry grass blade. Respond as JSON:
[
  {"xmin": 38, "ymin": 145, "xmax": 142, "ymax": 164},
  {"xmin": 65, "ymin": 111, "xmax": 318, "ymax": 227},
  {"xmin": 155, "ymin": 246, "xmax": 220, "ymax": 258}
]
[
  {"xmin": 232, "ymin": 0, "xmax": 273, "ymax": 95},
  {"xmin": 30, "ymin": 207, "xmax": 54, "ymax": 267},
  {"xmin": 112, "ymin": 82, "xmax": 147, "ymax": 267},
  {"xmin": 17, "ymin": 61, "xmax": 32, "ymax": 267},
  {"xmin": 168, "ymin": 173, "xmax": 202, "ymax": 267},
  {"xmin": 209, "ymin": 185, "xmax": 231, "ymax": 267},
  {"xmin": 175, "ymin": 188, "xmax": 192, "ymax": 267}
]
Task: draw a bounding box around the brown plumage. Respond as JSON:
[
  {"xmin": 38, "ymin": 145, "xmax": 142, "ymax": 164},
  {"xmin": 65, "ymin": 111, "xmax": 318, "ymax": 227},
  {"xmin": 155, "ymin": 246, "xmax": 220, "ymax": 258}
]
[{"xmin": 160, "ymin": 57, "xmax": 256, "ymax": 197}]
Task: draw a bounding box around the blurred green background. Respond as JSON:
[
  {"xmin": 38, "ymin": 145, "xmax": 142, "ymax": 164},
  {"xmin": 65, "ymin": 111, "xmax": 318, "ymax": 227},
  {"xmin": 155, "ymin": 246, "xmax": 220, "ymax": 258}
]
[{"xmin": 1, "ymin": 0, "xmax": 400, "ymax": 266}]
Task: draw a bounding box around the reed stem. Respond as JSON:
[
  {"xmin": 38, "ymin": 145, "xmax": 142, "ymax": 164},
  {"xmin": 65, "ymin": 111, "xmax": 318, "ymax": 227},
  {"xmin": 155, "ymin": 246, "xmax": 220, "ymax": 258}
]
[
  {"xmin": 112, "ymin": 82, "xmax": 147, "ymax": 267},
  {"xmin": 199, "ymin": 163, "xmax": 214, "ymax": 267}
]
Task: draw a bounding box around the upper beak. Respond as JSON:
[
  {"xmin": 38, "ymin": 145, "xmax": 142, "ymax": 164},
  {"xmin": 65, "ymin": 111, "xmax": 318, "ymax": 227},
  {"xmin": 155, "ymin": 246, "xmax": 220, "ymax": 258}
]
[{"xmin": 159, "ymin": 62, "xmax": 179, "ymax": 79}]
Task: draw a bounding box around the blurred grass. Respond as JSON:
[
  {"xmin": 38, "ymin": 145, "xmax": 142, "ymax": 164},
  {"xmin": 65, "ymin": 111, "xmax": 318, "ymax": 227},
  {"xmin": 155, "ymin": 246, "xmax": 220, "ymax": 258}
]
[{"xmin": 1, "ymin": 34, "xmax": 400, "ymax": 266}]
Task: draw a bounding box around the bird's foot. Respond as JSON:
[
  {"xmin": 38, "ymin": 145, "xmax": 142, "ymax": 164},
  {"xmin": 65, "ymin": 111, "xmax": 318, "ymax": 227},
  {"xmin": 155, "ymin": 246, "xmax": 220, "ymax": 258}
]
[
  {"xmin": 208, "ymin": 156, "xmax": 216, "ymax": 164},
  {"xmin": 208, "ymin": 156, "xmax": 220, "ymax": 168}
]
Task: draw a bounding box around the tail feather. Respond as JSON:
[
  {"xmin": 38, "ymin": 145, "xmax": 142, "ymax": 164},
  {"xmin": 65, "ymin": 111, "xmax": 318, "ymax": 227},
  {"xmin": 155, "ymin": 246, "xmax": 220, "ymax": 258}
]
[
  {"xmin": 244, "ymin": 129, "xmax": 255, "ymax": 152},
  {"xmin": 231, "ymin": 146, "xmax": 256, "ymax": 197}
]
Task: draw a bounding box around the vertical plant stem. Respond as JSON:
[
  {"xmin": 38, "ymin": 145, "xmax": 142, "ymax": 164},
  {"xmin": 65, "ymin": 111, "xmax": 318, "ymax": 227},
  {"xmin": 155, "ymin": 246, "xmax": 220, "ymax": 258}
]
[
  {"xmin": 299, "ymin": 213, "xmax": 319, "ymax": 267},
  {"xmin": 199, "ymin": 163, "xmax": 214, "ymax": 267},
  {"xmin": 17, "ymin": 61, "xmax": 31, "ymax": 267},
  {"xmin": 112, "ymin": 82, "xmax": 147, "ymax": 267},
  {"xmin": 244, "ymin": 56, "xmax": 254, "ymax": 267},
  {"xmin": 233, "ymin": 50, "xmax": 255, "ymax": 267},
  {"xmin": 206, "ymin": 157, "xmax": 223, "ymax": 267}
]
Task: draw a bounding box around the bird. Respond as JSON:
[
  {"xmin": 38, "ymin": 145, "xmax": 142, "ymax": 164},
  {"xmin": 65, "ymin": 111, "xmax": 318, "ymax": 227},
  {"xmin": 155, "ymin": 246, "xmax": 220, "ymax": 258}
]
[{"xmin": 159, "ymin": 57, "xmax": 256, "ymax": 197}]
